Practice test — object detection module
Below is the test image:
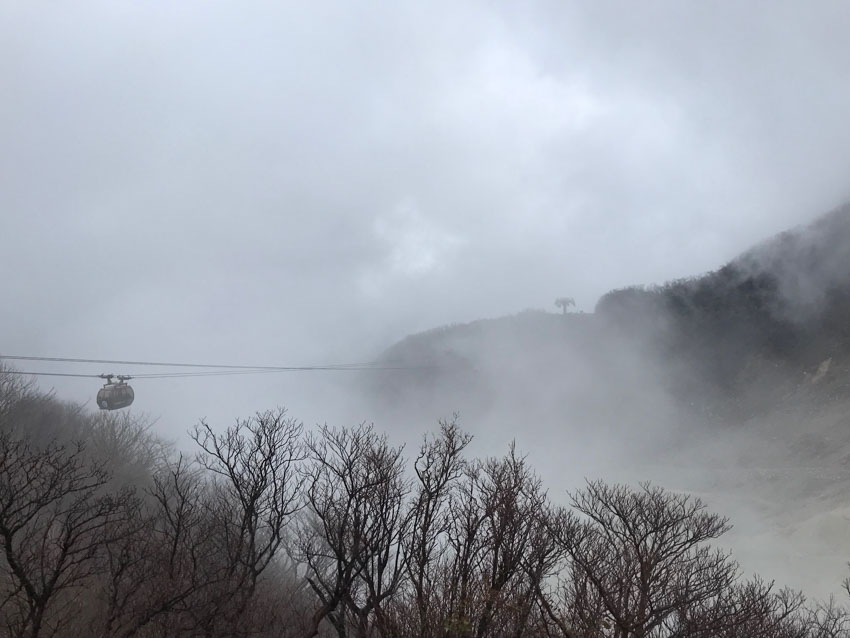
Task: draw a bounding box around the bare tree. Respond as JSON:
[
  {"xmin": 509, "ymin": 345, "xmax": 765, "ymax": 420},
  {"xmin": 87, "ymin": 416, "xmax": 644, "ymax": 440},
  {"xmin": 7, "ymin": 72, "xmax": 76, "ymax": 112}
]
[
  {"xmin": 297, "ymin": 423, "xmax": 409, "ymax": 638},
  {"xmin": 189, "ymin": 408, "xmax": 305, "ymax": 636},
  {"xmin": 440, "ymin": 458, "xmax": 488, "ymax": 637},
  {"xmin": 401, "ymin": 417, "xmax": 472, "ymax": 638},
  {"xmin": 805, "ymin": 596, "xmax": 850, "ymax": 638},
  {"xmin": 89, "ymin": 454, "xmax": 215, "ymax": 638},
  {"xmin": 518, "ymin": 503, "xmax": 572, "ymax": 638},
  {"xmin": 431, "ymin": 444, "xmax": 562, "ymax": 638},
  {"xmin": 0, "ymin": 433, "xmax": 137, "ymax": 638},
  {"xmin": 0, "ymin": 365, "xmax": 37, "ymax": 427},
  {"xmin": 87, "ymin": 411, "xmax": 168, "ymax": 485},
  {"xmin": 472, "ymin": 446, "xmax": 550, "ymax": 638},
  {"xmin": 557, "ymin": 480, "xmax": 738, "ymax": 638},
  {"xmin": 672, "ymin": 577, "xmax": 808, "ymax": 638}
]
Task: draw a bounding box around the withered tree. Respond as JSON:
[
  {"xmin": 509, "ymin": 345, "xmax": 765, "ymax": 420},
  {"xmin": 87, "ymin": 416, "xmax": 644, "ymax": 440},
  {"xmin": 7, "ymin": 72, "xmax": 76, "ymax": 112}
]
[
  {"xmin": 399, "ymin": 417, "xmax": 471, "ymax": 638},
  {"xmin": 557, "ymin": 480, "xmax": 738, "ymax": 638},
  {"xmin": 804, "ymin": 596, "xmax": 850, "ymax": 638},
  {"xmin": 0, "ymin": 433, "xmax": 137, "ymax": 638},
  {"xmin": 189, "ymin": 408, "xmax": 305, "ymax": 636},
  {"xmin": 92, "ymin": 454, "xmax": 213, "ymax": 638},
  {"xmin": 297, "ymin": 423, "xmax": 409, "ymax": 638},
  {"xmin": 0, "ymin": 365, "xmax": 37, "ymax": 426},
  {"xmin": 441, "ymin": 445, "xmax": 561, "ymax": 638},
  {"xmin": 90, "ymin": 410, "xmax": 307, "ymax": 638}
]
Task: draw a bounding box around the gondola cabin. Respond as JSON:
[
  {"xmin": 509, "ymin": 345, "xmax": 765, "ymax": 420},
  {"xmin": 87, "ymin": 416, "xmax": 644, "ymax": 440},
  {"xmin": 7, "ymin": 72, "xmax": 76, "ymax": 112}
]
[{"xmin": 97, "ymin": 375, "xmax": 134, "ymax": 410}]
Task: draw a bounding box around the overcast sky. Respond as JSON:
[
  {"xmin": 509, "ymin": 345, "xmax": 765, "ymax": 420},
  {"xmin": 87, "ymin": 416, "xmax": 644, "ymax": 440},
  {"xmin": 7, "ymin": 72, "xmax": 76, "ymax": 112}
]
[{"xmin": 3, "ymin": 1, "xmax": 850, "ymax": 427}]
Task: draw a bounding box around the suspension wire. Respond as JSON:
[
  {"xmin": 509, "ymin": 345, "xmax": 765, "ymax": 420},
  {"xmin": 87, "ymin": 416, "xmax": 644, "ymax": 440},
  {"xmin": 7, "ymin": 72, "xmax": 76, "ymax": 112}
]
[
  {"xmin": 1, "ymin": 370, "xmax": 103, "ymax": 379},
  {"xmin": 131, "ymin": 365, "xmax": 419, "ymax": 378},
  {"xmin": 0, "ymin": 366, "xmax": 412, "ymax": 380},
  {"xmin": 130, "ymin": 363, "xmax": 422, "ymax": 375},
  {"xmin": 1, "ymin": 369, "xmax": 282, "ymax": 380},
  {"xmin": 0, "ymin": 354, "xmax": 392, "ymax": 371},
  {"xmin": 131, "ymin": 369, "xmax": 292, "ymax": 379},
  {"xmin": 0, "ymin": 354, "xmax": 430, "ymax": 381}
]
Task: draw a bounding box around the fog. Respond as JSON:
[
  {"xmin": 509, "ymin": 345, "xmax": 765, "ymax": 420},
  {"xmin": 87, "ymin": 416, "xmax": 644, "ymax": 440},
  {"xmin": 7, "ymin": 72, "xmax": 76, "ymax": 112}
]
[{"xmin": 4, "ymin": 0, "xmax": 850, "ymax": 607}]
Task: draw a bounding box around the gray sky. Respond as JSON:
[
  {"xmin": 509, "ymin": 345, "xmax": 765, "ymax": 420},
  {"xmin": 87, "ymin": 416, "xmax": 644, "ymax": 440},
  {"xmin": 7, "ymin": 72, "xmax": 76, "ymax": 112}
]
[{"xmin": 3, "ymin": 1, "xmax": 850, "ymax": 428}]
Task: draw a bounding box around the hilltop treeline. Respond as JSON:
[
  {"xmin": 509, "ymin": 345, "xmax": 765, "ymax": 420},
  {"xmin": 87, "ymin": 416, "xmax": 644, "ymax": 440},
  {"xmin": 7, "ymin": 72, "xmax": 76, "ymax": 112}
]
[
  {"xmin": 1, "ymin": 371, "xmax": 850, "ymax": 638},
  {"xmin": 372, "ymin": 207, "xmax": 850, "ymax": 424},
  {"xmin": 597, "ymin": 207, "xmax": 850, "ymax": 393}
]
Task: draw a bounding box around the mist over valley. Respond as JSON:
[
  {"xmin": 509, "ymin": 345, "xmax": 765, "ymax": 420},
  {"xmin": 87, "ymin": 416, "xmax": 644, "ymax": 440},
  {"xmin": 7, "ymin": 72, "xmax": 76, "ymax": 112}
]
[{"xmin": 5, "ymin": 2, "xmax": 850, "ymax": 635}]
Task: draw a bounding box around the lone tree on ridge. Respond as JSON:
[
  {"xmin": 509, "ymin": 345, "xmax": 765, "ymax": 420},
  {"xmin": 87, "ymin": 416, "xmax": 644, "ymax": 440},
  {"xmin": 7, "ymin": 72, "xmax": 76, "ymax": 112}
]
[{"xmin": 555, "ymin": 297, "xmax": 575, "ymax": 314}]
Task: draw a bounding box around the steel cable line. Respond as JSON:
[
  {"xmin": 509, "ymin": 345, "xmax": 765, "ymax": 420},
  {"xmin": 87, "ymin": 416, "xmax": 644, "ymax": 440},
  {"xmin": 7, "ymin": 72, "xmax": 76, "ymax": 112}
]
[
  {"xmin": 0, "ymin": 355, "xmax": 432, "ymax": 381},
  {"xmin": 0, "ymin": 354, "xmax": 395, "ymax": 371},
  {"xmin": 1, "ymin": 366, "xmax": 416, "ymax": 380},
  {"xmin": 1, "ymin": 369, "xmax": 297, "ymax": 380},
  {"xmin": 0, "ymin": 371, "xmax": 104, "ymax": 379}
]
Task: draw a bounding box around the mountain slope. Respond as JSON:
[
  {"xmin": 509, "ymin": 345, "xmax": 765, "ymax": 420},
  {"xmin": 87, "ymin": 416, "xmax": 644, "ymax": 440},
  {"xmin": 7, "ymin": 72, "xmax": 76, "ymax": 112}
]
[
  {"xmin": 375, "ymin": 203, "xmax": 850, "ymax": 422},
  {"xmin": 367, "ymin": 203, "xmax": 850, "ymax": 597}
]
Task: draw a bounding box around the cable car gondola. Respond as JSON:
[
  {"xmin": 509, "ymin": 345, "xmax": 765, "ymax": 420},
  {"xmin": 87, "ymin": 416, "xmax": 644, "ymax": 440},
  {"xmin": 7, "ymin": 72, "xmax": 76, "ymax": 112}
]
[
  {"xmin": 0, "ymin": 354, "xmax": 417, "ymax": 413},
  {"xmin": 96, "ymin": 374, "xmax": 134, "ymax": 410}
]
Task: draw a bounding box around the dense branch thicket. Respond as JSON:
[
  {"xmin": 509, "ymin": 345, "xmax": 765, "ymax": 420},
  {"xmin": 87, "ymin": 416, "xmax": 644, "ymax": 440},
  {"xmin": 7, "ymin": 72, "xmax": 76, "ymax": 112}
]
[{"xmin": 1, "ymin": 370, "xmax": 849, "ymax": 637}]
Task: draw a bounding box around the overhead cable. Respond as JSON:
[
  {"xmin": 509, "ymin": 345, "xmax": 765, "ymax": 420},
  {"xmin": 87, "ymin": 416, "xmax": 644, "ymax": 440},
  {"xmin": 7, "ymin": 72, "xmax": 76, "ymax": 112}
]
[{"xmin": 0, "ymin": 354, "xmax": 387, "ymax": 371}]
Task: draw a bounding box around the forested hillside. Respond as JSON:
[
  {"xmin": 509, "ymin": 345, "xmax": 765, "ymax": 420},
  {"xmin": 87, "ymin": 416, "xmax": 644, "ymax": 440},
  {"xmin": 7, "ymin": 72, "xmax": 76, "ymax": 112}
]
[
  {"xmin": 596, "ymin": 203, "xmax": 850, "ymax": 413},
  {"xmin": 3, "ymin": 367, "xmax": 850, "ymax": 638}
]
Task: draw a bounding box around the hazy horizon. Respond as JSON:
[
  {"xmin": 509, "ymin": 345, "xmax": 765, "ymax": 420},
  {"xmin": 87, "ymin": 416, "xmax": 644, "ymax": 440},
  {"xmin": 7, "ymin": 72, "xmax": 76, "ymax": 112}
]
[{"xmin": 5, "ymin": 3, "xmax": 850, "ymax": 398}]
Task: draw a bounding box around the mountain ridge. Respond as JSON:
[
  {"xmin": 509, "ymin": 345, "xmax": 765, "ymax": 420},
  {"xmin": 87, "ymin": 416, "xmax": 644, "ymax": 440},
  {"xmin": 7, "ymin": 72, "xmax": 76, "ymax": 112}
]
[{"xmin": 375, "ymin": 203, "xmax": 850, "ymax": 423}]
